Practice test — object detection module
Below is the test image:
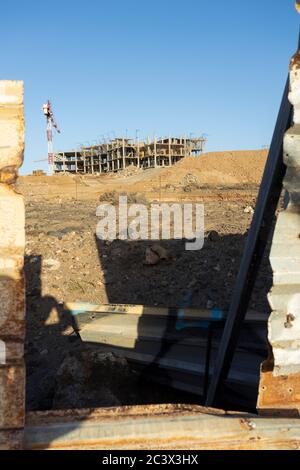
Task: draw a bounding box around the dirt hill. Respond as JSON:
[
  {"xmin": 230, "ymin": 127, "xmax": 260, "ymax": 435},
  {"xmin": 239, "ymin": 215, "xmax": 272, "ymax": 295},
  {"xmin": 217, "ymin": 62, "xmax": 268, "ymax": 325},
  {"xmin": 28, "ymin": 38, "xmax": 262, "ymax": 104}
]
[
  {"xmin": 18, "ymin": 149, "xmax": 268, "ymax": 201},
  {"xmin": 160, "ymin": 150, "xmax": 268, "ymax": 187}
]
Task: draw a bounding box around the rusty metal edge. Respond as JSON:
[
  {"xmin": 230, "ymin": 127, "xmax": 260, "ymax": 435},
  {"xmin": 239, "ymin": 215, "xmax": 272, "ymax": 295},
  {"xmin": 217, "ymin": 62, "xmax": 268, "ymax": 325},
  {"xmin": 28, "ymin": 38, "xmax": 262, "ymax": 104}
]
[{"xmin": 24, "ymin": 405, "xmax": 300, "ymax": 450}]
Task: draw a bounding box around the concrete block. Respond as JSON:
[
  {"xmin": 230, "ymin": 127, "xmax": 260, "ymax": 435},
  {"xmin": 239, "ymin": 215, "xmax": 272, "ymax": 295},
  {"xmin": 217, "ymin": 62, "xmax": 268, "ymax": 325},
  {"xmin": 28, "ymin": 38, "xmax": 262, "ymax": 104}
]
[
  {"xmin": 0, "ymin": 275, "xmax": 25, "ymax": 339},
  {"xmin": 0, "ymin": 429, "xmax": 23, "ymax": 450},
  {"xmin": 283, "ymin": 166, "xmax": 300, "ymax": 198},
  {"xmin": 258, "ymin": 368, "xmax": 300, "ymax": 417},
  {"xmin": 289, "ymin": 52, "xmax": 300, "ymax": 124},
  {"xmin": 268, "ymin": 285, "xmax": 300, "ymax": 311},
  {"xmin": 0, "ymin": 81, "xmax": 24, "ymax": 178},
  {"xmin": 0, "ymin": 184, "xmax": 25, "ymax": 254},
  {"xmin": 0, "ymin": 81, "xmax": 23, "ymax": 106},
  {"xmin": 0, "ymin": 255, "xmax": 24, "ymax": 272},
  {"xmin": 258, "ymin": 44, "xmax": 300, "ymax": 408},
  {"xmin": 269, "ymin": 310, "xmax": 300, "ymax": 344},
  {"xmin": 267, "ymin": 288, "xmax": 300, "ymax": 375},
  {"xmin": 284, "ymin": 125, "xmax": 300, "ymax": 167},
  {"xmin": 0, "ymin": 340, "xmax": 24, "ymax": 365},
  {"xmin": 270, "ymin": 241, "xmax": 300, "ymax": 284},
  {"xmin": 0, "ymin": 364, "xmax": 25, "ymax": 429},
  {"xmin": 271, "ymin": 211, "xmax": 300, "ymax": 243},
  {"xmin": 273, "ymin": 349, "xmax": 300, "ymax": 376},
  {"xmin": 0, "ymin": 80, "xmax": 25, "ymax": 447}
]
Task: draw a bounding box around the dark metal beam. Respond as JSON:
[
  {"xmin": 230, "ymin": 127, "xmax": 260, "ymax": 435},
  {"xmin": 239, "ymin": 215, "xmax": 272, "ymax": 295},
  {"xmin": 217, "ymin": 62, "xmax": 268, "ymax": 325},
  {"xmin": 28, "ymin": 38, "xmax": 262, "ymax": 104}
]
[{"xmin": 205, "ymin": 78, "xmax": 293, "ymax": 407}]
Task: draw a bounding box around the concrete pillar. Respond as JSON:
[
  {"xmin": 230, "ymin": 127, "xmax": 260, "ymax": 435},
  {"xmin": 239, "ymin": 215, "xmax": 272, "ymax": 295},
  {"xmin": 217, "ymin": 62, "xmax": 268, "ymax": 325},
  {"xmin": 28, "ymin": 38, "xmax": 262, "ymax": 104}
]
[
  {"xmin": 0, "ymin": 81, "xmax": 25, "ymax": 448},
  {"xmin": 257, "ymin": 48, "xmax": 300, "ymax": 416},
  {"xmin": 91, "ymin": 150, "xmax": 94, "ymax": 174},
  {"xmin": 122, "ymin": 139, "xmax": 125, "ymax": 170},
  {"xmin": 83, "ymin": 150, "xmax": 86, "ymax": 174},
  {"xmin": 75, "ymin": 151, "xmax": 78, "ymax": 174}
]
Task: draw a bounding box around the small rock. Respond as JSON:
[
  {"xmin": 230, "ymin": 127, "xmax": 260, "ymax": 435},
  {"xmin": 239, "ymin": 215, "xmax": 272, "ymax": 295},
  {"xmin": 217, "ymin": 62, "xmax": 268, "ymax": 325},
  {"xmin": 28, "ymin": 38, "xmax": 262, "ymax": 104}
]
[
  {"xmin": 188, "ymin": 279, "xmax": 197, "ymax": 288},
  {"xmin": 47, "ymin": 230, "xmax": 64, "ymax": 239},
  {"xmin": 151, "ymin": 244, "xmax": 170, "ymax": 260},
  {"xmin": 145, "ymin": 247, "xmax": 160, "ymax": 265},
  {"xmin": 213, "ymin": 264, "xmax": 221, "ymax": 272},
  {"xmin": 43, "ymin": 258, "xmax": 61, "ymax": 271},
  {"xmin": 145, "ymin": 244, "xmax": 171, "ymax": 265},
  {"xmin": 244, "ymin": 206, "xmax": 254, "ymax": 214},
  {"xmin": 40, "ymin": 349, "xmax": 48, "ymax": 356}
]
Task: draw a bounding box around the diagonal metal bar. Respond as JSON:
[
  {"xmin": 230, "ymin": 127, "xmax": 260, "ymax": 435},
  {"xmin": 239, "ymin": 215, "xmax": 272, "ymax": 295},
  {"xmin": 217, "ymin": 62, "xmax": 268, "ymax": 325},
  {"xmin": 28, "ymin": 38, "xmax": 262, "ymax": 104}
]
[{"xmin": 205, "ymin": 77, "xmax": 293, "ymax": 407}]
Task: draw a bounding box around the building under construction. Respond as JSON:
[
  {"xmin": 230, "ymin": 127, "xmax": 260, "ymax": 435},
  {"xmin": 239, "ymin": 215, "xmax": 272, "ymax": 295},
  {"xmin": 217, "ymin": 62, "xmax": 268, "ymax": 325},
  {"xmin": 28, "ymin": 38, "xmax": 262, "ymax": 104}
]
[{"xmin": 53, "ymin": 136, "xmax": 206, "ymax": 174}]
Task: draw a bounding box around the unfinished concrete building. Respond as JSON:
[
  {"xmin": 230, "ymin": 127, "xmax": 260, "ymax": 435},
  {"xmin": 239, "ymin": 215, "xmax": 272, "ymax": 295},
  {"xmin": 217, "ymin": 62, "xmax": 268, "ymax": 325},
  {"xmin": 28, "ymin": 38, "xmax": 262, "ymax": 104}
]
[{"xmin": 53, "ymin": 136, "xmax": 206, "ymax": 174}]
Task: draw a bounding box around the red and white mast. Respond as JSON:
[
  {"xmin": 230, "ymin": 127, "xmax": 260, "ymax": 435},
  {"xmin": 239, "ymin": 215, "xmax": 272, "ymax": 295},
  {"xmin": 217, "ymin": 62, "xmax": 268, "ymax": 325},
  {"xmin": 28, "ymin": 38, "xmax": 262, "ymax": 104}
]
[{"xmin": 42, "ymin": 100, "xmax": 61, "ymax": 174}]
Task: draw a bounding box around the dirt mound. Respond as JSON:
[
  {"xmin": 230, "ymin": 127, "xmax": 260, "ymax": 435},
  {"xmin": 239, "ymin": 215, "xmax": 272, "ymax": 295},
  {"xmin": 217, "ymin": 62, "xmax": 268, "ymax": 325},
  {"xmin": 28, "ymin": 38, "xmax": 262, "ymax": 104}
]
[
  {"xmin": 161, "ymin": 150, "xmax": 268, "ymax": 187},
  {"xmin": 117, "ymin": 164, "xmax": 144, "ymax": 178},
  {"xmin": 18, "ymin": 149, "xmax": 268, "ymax": 202}
]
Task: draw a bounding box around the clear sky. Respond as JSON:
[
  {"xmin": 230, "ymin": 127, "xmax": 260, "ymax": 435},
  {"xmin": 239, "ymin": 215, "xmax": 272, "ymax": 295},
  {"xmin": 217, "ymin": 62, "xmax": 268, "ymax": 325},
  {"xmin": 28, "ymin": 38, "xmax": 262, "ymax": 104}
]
[{"xmin": 1, "ymin": 0, "xmax": 299, "ymax": 174}]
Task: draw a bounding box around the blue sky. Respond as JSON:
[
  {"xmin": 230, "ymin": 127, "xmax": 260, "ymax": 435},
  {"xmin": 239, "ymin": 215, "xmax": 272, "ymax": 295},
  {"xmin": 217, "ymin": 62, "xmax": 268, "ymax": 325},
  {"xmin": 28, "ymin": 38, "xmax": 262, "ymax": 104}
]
[{"xmin": 1, "ymin": 0, "xmax": 299, "ymax": 174}]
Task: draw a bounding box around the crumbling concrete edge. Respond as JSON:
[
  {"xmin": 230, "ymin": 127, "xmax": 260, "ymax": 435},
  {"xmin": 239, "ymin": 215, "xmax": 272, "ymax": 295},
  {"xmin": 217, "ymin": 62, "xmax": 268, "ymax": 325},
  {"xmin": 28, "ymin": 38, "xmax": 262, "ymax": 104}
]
[
  {"xmin": 0, "ymin": 81, "xmax": 25, "ymax": 449},
  {"xmin": 257, "ymin": 48, "xmax": 300, "ymax": 416}
]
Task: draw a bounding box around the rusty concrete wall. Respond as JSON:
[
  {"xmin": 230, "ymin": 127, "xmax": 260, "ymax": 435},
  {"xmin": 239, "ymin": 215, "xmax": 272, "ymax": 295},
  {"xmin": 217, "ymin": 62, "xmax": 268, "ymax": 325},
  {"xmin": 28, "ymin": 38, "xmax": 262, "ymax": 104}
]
[
  {"xmin": 258, "ymin": 48, "xmax": 300, "ymax": 416},
  {"xmin": 0, "ymin": 81, "xmax": 25, "ymax": 449}
]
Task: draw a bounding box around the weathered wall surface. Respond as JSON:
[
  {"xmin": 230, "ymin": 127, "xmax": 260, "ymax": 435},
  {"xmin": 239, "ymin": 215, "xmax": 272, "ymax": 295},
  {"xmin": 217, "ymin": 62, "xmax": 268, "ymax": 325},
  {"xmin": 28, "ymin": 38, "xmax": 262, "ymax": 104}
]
[
  {"xmin": 0, "ymin": 81, "xmax": 25, "ymax": 449},
  {"xmin": 258, "ymin": 50, "xmax": 300, "ymax": 416}
]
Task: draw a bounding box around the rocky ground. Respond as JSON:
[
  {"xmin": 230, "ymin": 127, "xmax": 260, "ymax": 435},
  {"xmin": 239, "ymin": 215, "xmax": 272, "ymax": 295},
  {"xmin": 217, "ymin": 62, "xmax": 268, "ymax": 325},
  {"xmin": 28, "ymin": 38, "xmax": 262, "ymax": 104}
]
[
  {"xmin": 22, "ymin": 151, "xmax": 274, "ymax": 411},
  {"xmin": 24, "ymin": 193, "xmax": 273, "ymax": 411}
]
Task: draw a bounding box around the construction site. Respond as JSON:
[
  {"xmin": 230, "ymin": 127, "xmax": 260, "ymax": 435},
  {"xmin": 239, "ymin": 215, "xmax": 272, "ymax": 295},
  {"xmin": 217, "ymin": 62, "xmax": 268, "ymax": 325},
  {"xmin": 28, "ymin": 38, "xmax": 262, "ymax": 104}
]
[
  {"xmin": 1, "ymin": 1, "xmax": 300, "ymax": 454},
  {"xmin": 52, "ymin": 136, "xmax": 207, "ymax": 174}
]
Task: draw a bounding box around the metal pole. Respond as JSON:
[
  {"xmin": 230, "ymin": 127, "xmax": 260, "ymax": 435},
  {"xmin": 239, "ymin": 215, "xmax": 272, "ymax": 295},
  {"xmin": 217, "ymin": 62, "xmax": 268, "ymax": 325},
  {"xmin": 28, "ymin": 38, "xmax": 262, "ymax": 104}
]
[
  {"xmin": 205, "ymin": 78, "xmax": 292, "ymax": 407},
  {"xmin": 154, "ymin": 132, "xmax": 157, "ymax": 168},
  {"xmin": 47, "ymin": 119, "xmax": 53, "ymax": 175}
]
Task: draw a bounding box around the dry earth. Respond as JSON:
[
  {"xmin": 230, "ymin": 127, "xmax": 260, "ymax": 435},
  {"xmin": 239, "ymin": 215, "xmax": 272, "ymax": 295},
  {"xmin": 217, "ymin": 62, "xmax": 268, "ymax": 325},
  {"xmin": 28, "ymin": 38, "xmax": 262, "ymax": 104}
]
[{"xmin": 19, "ymin": 150, "xmax": 275, "ymax": 411}]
